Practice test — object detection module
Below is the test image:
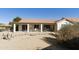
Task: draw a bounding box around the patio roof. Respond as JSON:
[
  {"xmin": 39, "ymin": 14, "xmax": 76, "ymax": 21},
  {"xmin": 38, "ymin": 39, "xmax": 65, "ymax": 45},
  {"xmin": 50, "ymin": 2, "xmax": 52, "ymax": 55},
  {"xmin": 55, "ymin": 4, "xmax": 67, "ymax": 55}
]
[{"xmin": 12, "ymin": 18, "xmax": 56, "ymax": 24}]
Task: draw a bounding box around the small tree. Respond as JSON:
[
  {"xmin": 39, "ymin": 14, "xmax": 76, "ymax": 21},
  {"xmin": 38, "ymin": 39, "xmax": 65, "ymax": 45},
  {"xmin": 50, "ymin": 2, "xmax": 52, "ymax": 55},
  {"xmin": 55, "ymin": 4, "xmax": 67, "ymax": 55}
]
[{"xmin": 13, "ymin": 17, "xmax": 22, "ymax": 22}]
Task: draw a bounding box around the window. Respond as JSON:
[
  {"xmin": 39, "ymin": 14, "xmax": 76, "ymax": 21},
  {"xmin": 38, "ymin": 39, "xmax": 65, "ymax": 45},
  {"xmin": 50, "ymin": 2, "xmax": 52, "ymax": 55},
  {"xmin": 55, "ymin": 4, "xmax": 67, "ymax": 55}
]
[
  {"xmin": 22, "ymin": 25, "xmax": 27, "ymax": 31},
  {"xmin": 34, "ymin": 25, "xmax": 39, "ymax": 29},
  {"xmin": 34, "ymin": 25, "xmax": 39, "ymax": 31},
  {"xmin": 43, "ymin": 25, "xmax": 51, "ymax": 31}
]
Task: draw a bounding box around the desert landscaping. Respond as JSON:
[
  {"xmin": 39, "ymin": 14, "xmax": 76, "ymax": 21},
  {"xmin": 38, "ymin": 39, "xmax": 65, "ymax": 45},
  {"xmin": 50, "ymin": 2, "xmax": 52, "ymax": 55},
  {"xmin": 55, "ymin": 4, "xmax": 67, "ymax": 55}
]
[{"xmin": 0, "ymin": 32, "xmax": 56, "ymax": 50}]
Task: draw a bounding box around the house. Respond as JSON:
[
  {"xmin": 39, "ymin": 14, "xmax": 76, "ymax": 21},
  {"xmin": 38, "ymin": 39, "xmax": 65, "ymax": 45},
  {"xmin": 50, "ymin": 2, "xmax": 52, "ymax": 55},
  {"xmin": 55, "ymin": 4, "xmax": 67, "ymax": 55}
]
[
  {"xmin": 10, "ymin": 17, "xmax": 79, "ymax": 32},
  {"xmin": 0, "ymin": 23, "xmax": 11, "ymax": 32},
  {"xmin": 11, "ymin": 19, "xmax": 56, "ymax": 32},
  {"xmin": 56, "ymin": 18, "xmax": 79, "ymax": 30}
]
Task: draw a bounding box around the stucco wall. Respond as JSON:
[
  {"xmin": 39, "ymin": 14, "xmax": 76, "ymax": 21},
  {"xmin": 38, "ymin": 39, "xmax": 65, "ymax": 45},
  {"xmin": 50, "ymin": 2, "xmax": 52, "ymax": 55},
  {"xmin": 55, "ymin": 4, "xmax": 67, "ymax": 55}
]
[
  {"xmin": 57, "ymin": 19, "xmax": 73, "ymax": 30},
  {"xmin": 18, "ymin": 23, "xmax": 55, "ymax": 32},
  {"xmin": 50, "ymin": 24, "xmax": 54, "ymax": 31},
  {"xmin": 18, "ymin": 24, "xmax": 22, "ymax": 31},
  {"xmin": 29, "ymin": 24, "xmax": 35, "ymax": 32}
]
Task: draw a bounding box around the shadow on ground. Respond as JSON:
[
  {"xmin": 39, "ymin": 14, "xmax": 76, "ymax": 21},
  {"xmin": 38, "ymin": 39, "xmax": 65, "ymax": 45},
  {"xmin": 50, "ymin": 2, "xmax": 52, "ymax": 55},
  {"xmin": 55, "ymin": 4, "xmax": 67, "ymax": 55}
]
[
  {"xmin": 42, "ymin": 36, "xmax": 79, "ymax": 50},
  {"xmin": 42, "ymin": 37, "xmax": 69, "ymax": 50}
]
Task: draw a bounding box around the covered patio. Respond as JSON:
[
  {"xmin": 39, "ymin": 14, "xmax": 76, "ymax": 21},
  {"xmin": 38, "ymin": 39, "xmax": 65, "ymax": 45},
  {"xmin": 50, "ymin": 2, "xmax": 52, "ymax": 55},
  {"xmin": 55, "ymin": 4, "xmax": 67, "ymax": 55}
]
[{"xmin": 12, "ymin": 19, "xmax": 56, "ymax": 32}]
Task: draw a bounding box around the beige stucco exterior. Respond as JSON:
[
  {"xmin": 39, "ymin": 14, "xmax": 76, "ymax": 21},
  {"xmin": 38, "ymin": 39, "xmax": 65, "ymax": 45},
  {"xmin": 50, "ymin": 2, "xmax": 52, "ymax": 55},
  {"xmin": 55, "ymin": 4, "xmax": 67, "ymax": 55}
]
[
  {"xmin": 15, "ymin": 23, "xmax": 55, "ymax": 32},
  {"xmin": 57, "ymin": 19, "xmax": 73, "ymax": 30}
]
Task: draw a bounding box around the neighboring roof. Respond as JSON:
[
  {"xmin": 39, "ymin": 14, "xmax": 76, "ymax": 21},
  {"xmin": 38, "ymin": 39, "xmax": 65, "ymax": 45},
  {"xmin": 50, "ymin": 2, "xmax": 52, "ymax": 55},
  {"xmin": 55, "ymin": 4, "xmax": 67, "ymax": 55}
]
[
  {"xmin": 57, "ymin": 18, "xmax": 79, "ymax": 23},
  {"xmin": 66, "ymin": 18, "xmax": 79, "ymax": 22},
  {"xmin": 0, "ymin": 23, "xmax": 11, "ymax": 27},
  {"xmin": 12, "ymin": 18, "xmax": 56, "ymax": 24}
]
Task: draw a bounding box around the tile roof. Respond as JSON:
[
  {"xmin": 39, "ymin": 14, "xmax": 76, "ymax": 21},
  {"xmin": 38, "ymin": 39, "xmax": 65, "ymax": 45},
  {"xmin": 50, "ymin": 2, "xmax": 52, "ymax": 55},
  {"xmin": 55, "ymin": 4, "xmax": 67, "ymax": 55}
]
[
  {"xmin": 57, "ymin": 18, "xmax": 79, "ymax": 23},
  {"xmin": 66, "ymin": 18, "xmax": 79, "ymax": 22},
  {"xmin": 17, "ymin": 18, "xmax": 56, "ymax": 24}
]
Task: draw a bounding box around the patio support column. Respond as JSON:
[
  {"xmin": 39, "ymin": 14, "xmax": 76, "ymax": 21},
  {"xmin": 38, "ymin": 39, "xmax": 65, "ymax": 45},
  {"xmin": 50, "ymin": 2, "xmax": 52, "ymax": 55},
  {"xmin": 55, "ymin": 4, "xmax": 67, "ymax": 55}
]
[
  {"xmin": 13, "ymin": 23, "xmax": 16, "ymax": 32},
  {"xmin": 27, "ymin": 24, "xmax": 30, "ymax": 32},
  {"xmin": 41, "ymin": 24, "xmax": 43, "ymax": 32}
]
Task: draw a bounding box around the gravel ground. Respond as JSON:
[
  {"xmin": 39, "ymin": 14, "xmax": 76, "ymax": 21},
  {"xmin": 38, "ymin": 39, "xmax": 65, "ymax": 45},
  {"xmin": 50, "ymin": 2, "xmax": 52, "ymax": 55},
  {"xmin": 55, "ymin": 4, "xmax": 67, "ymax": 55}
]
[{"xmin": 0, "ymin": 32, "xmax": 55, "ymax": 50}]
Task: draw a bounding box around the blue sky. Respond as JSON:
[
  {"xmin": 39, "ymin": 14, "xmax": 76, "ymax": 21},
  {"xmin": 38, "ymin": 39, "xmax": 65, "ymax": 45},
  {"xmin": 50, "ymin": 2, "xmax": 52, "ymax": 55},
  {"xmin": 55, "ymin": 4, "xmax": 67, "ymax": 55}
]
[{"xmin": 0, "ymin": 8, "xmax": 79, "ymax": 23}]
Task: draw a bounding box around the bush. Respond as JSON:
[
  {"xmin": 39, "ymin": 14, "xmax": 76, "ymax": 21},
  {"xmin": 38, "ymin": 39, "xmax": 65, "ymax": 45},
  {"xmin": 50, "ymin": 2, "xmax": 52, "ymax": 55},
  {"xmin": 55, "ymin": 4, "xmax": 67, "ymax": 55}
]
[{"xmin": 57, "ymin": 24, "xmax": 79, "ymax": 49}]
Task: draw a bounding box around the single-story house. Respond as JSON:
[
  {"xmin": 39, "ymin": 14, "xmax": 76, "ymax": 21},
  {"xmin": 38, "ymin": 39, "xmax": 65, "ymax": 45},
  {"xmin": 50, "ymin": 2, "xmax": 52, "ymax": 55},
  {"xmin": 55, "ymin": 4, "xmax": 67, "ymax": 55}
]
[
  {"xmin": 11, "ymin": 19, "xmax": 56, "ymax": 32},
  {"xmin": 0, "ymin": 23, "xmax": 11, "ymax": 32},
  {"xmin": 56, "ymin": 18, "xmax": 79, "ymax": 30},
  {"xmin": 10, "ymin": 17, "xmax": 79, "ymax": 32}
]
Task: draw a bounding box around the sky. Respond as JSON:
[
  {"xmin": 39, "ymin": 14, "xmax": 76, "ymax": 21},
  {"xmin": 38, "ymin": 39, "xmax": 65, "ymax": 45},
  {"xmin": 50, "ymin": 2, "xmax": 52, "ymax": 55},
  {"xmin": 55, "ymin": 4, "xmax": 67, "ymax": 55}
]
[{"xmin": 0, "ymin": 8, "xmax": 79, "ymax": 23}]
